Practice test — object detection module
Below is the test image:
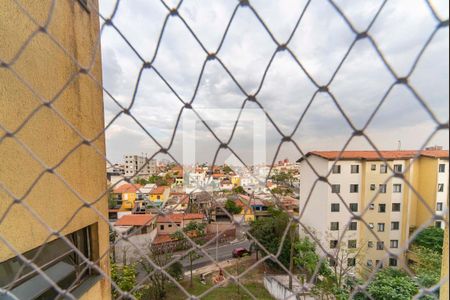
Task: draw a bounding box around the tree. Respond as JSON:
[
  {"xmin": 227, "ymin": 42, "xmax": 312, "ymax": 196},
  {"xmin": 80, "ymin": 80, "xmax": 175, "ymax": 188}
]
[
  {"xmin": 148, "ymin": 175, "xmax": 169, "ymax": 187},
  {"xmin": 294, "ymin": 237, "xmax": 320, "ymax": 281},
  {"xmin": 223, "ymin": 165, "xmax": 233, "ymax": 174},
  {"xmin": 248, "ymin": 208, "xmax": 292, "ymax": 268},
  {"xmin": 139, "ymin": 246, "xmax": 174, "ymax": 300},
  {"xmin": 232, "ymin": 186, "xmax": 246, "ymax": 195},
  {"xmin": 171, "ymin": 221, "xmax": 207, "ymax": 287},
  {"xmin": 412, "ymin": 227, "xmax": 444, "ymax": 253},
  {"xmin": 410, "ymin": 245, "xmax": 442, "ymax": 299},
  {"xmin": 224, "ymin": 199, "xmax": 243, "ymax": 215},
  {"xmin": 111, "ymin": 263, "xmax": 142, "ymax": 299},
  {"xmin": 365, "ymin": 268, "xmax": 418, "ymax": 300},
  {"xmin": 167, "ymin": 261, "xmax": 184, "ymax": 281}
]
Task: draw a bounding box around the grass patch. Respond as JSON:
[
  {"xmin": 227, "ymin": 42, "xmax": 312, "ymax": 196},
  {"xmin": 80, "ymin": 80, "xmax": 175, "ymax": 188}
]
[{"xmin": 165, "ymin": 278, "xmax": 273, "ymax": 300}]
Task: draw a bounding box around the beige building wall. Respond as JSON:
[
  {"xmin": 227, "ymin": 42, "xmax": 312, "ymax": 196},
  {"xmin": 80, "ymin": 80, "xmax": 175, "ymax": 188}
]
[{"xmin": 0, "ymin": 0, "xmax": 110, "ymax": 299}]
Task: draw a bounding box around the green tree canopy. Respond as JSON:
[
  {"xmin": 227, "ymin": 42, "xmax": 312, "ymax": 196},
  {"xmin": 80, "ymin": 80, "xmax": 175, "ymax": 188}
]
[
  {"xmin": 365, "ymin": 268, "xmax": 418, "ymax": 300},
  {"xmin": 412, "ymin": 227, "xmax": 444, "ymax": 253},
  {"xmin": 224, "ymin": 199, "xmax": 243, "ymax": 215},
  {"xmin": 248, "ymin": 208, "xmax": 292, "ymax": 267}
]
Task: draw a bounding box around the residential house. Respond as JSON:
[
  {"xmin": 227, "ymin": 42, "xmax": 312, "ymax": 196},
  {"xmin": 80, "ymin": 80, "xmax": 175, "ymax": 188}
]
[
  {"xmin": 155, "ymin": 213, "xmax": 205, "ymax": 236},
  {"xmin": 149, "ymin": 186, "xmax": 171, "ymax": 206},
  {"xmin": 114, "ymin": 214, "xmax": 156, "ymax": 235},
  {"xmin": 112, "ymin": 183, "xmax": 143, "ymax": 211}
]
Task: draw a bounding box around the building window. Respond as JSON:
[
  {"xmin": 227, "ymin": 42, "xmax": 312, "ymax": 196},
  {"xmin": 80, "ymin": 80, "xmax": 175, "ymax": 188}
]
[
  {"xmin": 168, "ymin": 224, "xmax": 172, "ymax": 228},
  {"xmin": 389, "ymin": 258, "xmax": 398, "ymax": 267},
  {"xmin": 331, "ymin": 184, "xmax": 341, "ymax": 194},
  {"xmin": 160, "ymin": 225, "xmax": 165, "ymax": 230},
  {"xmin": 368, "ymin": 241, "xmax": 374, "ymax": 248},
  {"xmin": 351, "ymin": 165, "xmax": 360, "ymax": 174},
  {"xmin": 329, "ymin": 258, "xmax": 337, "ymax": 267},
  {"xmin": 379, "ymin": 184, "xmax": 387, "ymax": 193},
  {"xmin": 379, "ymin": 204, "xmax": 386, "ymax": 213},
  {"xmin": 350, "ymin": 184, "xmax": 359, "ymax": 193},
  {"xmin": 367, "ymin": 260, "xmax": 373, "ymax": 267},
  {"xmin": 436, "ymin": 221, "xmax": 442, "ymax": 228},
  {"xmin": 348, "ymin": 240, "xmax": 357, "ymax": 249},
  {"xmin": 330, "ymin": 240, "xmax": 338, "ymax": 249},
  {"xmin": 331, "ymin": 203, "xmax": 340, "ymax": 212},
  {"xmin": 332, "ymin": 165, "xmax": 341, "ymax": 174},
  {"xmin": 369, "ymin": 203, "xmax": 375, "ymax": 210},
  {"xmin": 391, "ymin": 222, "xmax": 400, "ymax": 230},
  {"xmin": 330, "ymin": 222, "xmax": 339, "ymax": 231},
  {"xmin": 439, "ymin": 164, "xmax": 446, "ymax": 173},
  {"xmin": 392, "ymin": 203, "xmax": 401, "ymax": 212},
  {"xmin": 0, "ymin": 226, "xmax": 97, "ymax": 298},
  {"xmin": 394, "ymin": 164, "xmax": 403, "ymax": 173},
  {"xmin": 371, "ymin": 164, "xmax": 377, "ymax": 171},
  {"xmin": 350, "ymin": 203, "xmax": 358, "ymax": 212},
  {"xmin": 376, "ymin": 260, "xmax": 384, "ymax": 268},
  {"xmin": 436, "ymin": 202, "xmax": 443, "ymax": 211},
  {"xmin": 377, "ymin": 241, "xmax": 385, "ymax": 250},
  {"xmin": 378, "ymin": 223, "xmax": 385, "ymax": 232},
  {"xmin": 390, "ymin": 240, "xmax": 399, "ymax": 249},
  {"xmin": 370, "ymin": 184, "xmax": 376, "ymax": 191},
  {"xmin": 369, "ymin": 223, "xmax": 374, "ymax": 229},
  {"xmin": 393, "ymin": 184, "xmax": 402, "ymax": 193},
  {"xmin": 380, "ymin": 164, "xmax": 388, "ymax": 174},
  {"xmin": 347, "ymin": 258, "xmax": 356, "ymax": 267},
  {"xmin": 349, "ymin": 222, "xmax": 358, "ymax": 231},
  {"xmin": 438, "ymin": 184, "xmax": 444, "ymax": 192}
]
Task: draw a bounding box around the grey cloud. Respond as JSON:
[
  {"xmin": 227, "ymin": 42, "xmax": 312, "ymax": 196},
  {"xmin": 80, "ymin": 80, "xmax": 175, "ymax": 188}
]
[{"xmin": 100, "ymin": 1, "xmax": 449, "ymax": 164}]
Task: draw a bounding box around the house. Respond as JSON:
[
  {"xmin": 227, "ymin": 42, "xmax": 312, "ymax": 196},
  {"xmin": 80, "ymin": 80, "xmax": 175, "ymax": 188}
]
[
  {"xmin": 114, "ymin": 214, "xmax": 156, "ymax": 235},
  {"xmin": 235, "ymin": 196, "xmax": 256, "ymax": 223},
  {"xmin": 164, "ymin": 193, "xmax": 190, "ymax": 212},
  {"xmin": 279, "ymin": 196, "xmax": 299, "ymax": 215},
  {"xmin": 156, "ymin": 213, "xmax": 205, "ymax": 235},
  {"xmin": 112, "ymin": 183, "xmax": 143, "ymax": 211},
  {"xmin": 149, "ymin": 186, "xmax": 171, "ymax": 205}
]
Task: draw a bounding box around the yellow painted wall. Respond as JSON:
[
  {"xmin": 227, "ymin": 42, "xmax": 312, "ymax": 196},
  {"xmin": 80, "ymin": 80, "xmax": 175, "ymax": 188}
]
[
  {"xmin": 232, "ymin": 176, "xmax": 241, "ymax": 187},
  {"xmin": 120, "ymin": 192, "xmax": 137, "ymax": 210},
  {"xmin": 0, "ymin": 0, "xmax": 110, "ymax": 298},
  {"xmin": 415, "ymin": 157, "xmax": 438, "ymax": 228},
  {"xmin": 150, "ymin": 188, "xmax": 170, "ymax": 202}
]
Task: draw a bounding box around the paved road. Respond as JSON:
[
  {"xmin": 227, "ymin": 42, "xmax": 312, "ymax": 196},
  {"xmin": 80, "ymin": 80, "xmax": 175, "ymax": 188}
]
[
  {"xmin": 136, "ymin": 240, "xmax": 251, "ymax": 282},
  {"xmin": 176, "ymin": 239, "xmax": 251, "ymax": 270}
]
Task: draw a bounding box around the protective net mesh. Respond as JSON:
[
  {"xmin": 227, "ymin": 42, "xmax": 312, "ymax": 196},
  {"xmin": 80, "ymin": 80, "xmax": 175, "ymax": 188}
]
[{"xmin": 0, "ymin": 0, "xmax": 449, "ymax": 299}]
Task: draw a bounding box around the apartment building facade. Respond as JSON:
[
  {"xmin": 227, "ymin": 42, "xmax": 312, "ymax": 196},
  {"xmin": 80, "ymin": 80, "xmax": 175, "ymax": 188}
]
[
  {"xmin": 123, "ymin": 155, "xmax": 157, "ymax": 178},
  {"xmin": 299, "ymin": 150, "xmax": 448, "ymax": 276},
  {"xmin": 0, "ymin": 0, "xmax": 110, "ymax": 299}
]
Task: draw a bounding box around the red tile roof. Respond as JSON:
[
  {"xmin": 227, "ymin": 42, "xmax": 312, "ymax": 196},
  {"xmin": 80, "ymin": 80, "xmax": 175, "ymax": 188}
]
[
  {"xmin": 153, "ymin": 234, "xmax": 175, "ymax": 245},
  {"xmin": 150, "ymin": 186, "xmax": 168, "ymax": 195},
  {"xmin": 157, "ymin": 213, "xmax": 204, "ymax": 223},
  {"xmin": 300, "ymin": 150, "xmax": 449, "ymax": 161},
  {"xmin": 113, "ymin": 184, "xmax": 143, "ymax": 194},
  {"xmin": 115, "ymin": 214, "xmax": 155, "ymax": 226}
]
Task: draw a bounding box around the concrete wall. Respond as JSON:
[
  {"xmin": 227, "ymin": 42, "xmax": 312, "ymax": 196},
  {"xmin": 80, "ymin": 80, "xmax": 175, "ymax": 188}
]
[
  {"xmin": 263, "ymin": 276, "xmax": 298, "ymax": 300},
  {"xmin": 0, "ymin": 0, "xmax": 110, "ymax": 298}
]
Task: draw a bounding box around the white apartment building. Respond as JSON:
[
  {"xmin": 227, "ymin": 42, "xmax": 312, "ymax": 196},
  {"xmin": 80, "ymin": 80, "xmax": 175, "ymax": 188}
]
[
  {"xmin": 124, "ymin": 155, "xmax": 158, "ymax": 178},
  {"xmin": 299, "ymin": 150, "xmax": 449, "ymax": 275}
]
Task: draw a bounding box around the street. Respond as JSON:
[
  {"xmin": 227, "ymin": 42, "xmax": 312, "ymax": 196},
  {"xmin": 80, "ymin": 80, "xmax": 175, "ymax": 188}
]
[{"xmin": 177, "ymin": 239, "xmax": 251, "ymax": 270}]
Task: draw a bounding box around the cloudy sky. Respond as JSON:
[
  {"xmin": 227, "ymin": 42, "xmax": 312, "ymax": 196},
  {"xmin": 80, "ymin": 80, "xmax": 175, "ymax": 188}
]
[{"xmin": 99, "ymin": 0, "xmax": 449, "ymax": 166}]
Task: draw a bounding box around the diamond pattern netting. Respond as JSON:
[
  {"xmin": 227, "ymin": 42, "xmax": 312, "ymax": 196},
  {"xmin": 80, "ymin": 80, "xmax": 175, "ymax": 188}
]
[{"xmin": 0, "ymin": 0, "xmax": 449, "ymax": 299}]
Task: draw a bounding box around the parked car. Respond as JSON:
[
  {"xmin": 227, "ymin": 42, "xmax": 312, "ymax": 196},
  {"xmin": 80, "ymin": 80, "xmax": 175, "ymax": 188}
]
[{"xmin": 232, "ymin": 247, "xmax": 251, "ymax": 258}]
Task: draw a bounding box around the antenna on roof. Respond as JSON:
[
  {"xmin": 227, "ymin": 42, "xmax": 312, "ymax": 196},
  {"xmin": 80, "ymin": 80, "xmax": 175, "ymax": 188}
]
[{"xmin": 397, "ymin": 140, "xmax": 402, "ymax": 150}]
